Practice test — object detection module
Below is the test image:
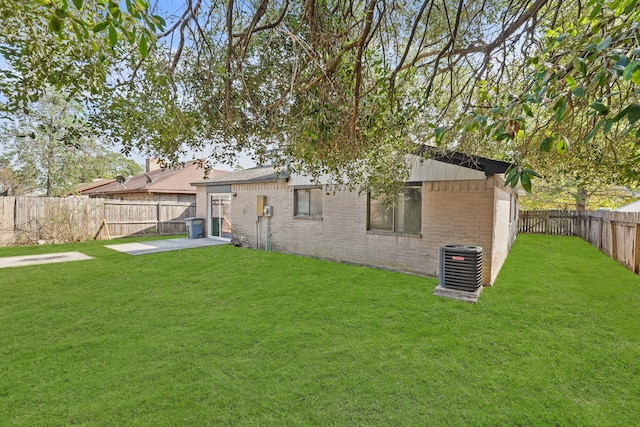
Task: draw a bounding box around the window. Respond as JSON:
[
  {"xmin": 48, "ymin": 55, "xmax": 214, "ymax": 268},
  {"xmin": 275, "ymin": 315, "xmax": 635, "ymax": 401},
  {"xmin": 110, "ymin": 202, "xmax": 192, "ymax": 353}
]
[
  {"xmin": 295, "ymin": 187, "xmax": 323, "ymax": 217},
  {"xmin": 368, "ymin": 187, "xmax": 421, "ymax": 233}
]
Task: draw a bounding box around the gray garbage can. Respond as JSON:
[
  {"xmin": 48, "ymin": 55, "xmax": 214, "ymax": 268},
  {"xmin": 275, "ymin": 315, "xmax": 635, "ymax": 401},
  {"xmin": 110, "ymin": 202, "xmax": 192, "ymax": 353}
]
[{"xmin": 185, "ymin": 217, "xmax": 205, "ymax": 239}]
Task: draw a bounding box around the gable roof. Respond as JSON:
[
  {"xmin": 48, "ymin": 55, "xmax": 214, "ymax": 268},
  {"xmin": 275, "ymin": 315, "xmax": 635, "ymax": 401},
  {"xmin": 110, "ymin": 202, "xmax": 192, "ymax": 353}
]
[
  {"xmin": 81, "ymin": 160, "xmax": 227, "ymax": 196},
  {"xmin": 191, "ymin": 148, "xmax": 512, "ymax": 187},
  {"xmin": 418, "ymin": 146, "xmax": 512, "ymax": 176},
  {"xmin": 191, "ymin": 165, "xmax": 282, "ymax": 186}
]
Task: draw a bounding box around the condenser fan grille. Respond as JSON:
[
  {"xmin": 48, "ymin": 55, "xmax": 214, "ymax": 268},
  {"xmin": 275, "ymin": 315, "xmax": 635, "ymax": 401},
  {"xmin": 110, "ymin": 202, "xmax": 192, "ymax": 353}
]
[{"xmin": 439, "ymin": 245, "xmax": 482, "ymax": 292}]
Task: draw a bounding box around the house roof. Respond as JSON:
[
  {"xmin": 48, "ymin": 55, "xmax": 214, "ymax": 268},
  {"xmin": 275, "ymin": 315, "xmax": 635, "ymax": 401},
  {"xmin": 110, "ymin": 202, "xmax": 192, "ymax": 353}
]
[
  {"xmin": 191, "ymin": 165, "xmax": 282, "ymax": 186},
  {"xmin": 191, "ymin": 148, "xmax": 512, "ymax": 187},
  {"xmin": 81, "ymin": 160, "xmax": 228, "ymax": 196},
  {"xmin": 75, "ymin": 178, "xmax": 116, "ymax": 193},
  {"xmin": 616, "ymin": 200, "xmax": 640, "ymax": 212},
  {"xmin": 418, "ymin": 146, "xmax": 512, "ymax": 176}
]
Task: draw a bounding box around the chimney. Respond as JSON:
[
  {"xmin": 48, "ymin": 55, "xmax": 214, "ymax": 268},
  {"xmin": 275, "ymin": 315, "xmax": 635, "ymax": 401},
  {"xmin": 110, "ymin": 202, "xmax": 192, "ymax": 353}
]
[{"xmin": 146, "ymin": 158, "xmax": 162, "ymax": 173}]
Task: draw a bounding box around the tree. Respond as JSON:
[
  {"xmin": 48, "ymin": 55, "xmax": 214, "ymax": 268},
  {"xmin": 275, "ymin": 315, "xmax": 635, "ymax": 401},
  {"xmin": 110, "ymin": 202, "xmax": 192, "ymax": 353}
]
[
  {"xmin": 0, "ymin": 90, "xmax": 142, "ymax": 196},
  {"xmin": 2, "ymin": 0, "xmax": 639, "ymax": 195},
  {"xmin": 0, "ymin": 0, "xmax": 162, "ymax": 115}
]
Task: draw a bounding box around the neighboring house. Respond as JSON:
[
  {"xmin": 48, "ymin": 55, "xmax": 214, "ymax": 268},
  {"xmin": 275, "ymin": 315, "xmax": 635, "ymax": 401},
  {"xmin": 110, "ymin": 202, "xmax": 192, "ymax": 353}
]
[
  {"xmin": 192, "ymin": 151, "xmax": 521, "ymax": 286},
  {"xmin": 75, "ymin": 178, "xmax": 116, "ymax": 194},
  {"xmin": 616, "ymin": 200, "xmax": 640, "ymax": 212},
  {"xmin": 80, "ymin": 159, "xmax": 227, "ymax": 203}
]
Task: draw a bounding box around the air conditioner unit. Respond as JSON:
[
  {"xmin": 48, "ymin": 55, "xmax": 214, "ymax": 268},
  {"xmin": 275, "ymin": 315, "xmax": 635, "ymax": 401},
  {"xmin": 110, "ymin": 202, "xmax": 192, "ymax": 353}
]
[{"xmin": 439, "ymin": 245, "xmax": 482, "ymax": 292}]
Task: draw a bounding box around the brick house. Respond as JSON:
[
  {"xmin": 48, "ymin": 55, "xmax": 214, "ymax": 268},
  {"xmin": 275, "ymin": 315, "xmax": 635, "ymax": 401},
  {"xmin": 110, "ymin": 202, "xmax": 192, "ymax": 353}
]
[
  {"xmin": 80, "ymin": 159, "xmax": 226, "ymax": 203},
  {"xmin": 191, "ymin": 152, "xmax": 520, "ymax": 285}
]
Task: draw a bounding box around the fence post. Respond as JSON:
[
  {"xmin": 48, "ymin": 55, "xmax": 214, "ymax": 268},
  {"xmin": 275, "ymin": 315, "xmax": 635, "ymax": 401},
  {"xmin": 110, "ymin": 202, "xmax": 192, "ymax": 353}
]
[
  {"xmin": 157, "ymin": 202, "xmax": 162, "ymax": 235},
  {"xmin": 635, "ymin": 225, "xmax": 640, "ymax": 274},
  {"xmin": 610, "ymin": 219, "xmax": 617, "ymax": 260},
  {"xmin": 544, "ymin": 210, "xmax": 549, "ymax": 234},
  {"xmin": 597, "ymin": 217, "xmax": 603, "ymax": 250}
]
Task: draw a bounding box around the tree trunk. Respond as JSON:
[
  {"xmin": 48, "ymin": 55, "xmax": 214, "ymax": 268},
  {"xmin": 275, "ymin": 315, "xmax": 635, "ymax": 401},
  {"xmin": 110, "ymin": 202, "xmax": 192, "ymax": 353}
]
[{"xmin": 576, "ymin": 188, "xmax": 587, "ymax": 211}]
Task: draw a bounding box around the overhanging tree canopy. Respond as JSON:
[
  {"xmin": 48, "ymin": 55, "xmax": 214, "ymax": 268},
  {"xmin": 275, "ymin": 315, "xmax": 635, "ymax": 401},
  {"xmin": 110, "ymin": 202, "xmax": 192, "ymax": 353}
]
[{"xmin": 1, "ymin": 0, "xmax": 639, "ymax": 194}]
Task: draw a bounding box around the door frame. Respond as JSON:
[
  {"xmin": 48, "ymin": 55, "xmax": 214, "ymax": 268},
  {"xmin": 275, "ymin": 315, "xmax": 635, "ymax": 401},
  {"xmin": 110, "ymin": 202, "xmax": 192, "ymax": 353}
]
[{"xmin": 207, "ymin": 193, "xmax": 232, "ymax": 241}]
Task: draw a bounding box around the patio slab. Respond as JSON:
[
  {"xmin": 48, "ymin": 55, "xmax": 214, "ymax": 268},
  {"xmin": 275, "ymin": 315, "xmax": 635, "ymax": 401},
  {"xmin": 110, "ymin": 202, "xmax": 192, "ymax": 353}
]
[
  {"xmin": 0, "ymin": 252, "xmax": 93, "ymax": 269},
  {"xmin": 105, "ymin": 238, "xmax": 228, "ymax": 255},
  {"xmin": 431, "ymin": 283, "xmax": 483, "ymax": 303}
]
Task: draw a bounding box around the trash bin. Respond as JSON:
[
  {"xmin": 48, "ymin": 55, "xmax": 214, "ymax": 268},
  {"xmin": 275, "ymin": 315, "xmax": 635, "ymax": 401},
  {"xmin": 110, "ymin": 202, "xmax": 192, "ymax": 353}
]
[{"xmin": 185, "ymin": 217, "xmax": 205, "ymax": 239}]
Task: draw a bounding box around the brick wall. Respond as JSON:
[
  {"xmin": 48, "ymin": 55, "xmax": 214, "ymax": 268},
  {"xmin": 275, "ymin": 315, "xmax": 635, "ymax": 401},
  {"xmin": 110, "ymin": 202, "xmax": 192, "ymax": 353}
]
[
  {"xmin": 194, "ymin": 177, "xmax": 514, "ymax": 284},
  {"xmin": 422, "ymin": 179, "xmax": 496, "ymax": 283}
]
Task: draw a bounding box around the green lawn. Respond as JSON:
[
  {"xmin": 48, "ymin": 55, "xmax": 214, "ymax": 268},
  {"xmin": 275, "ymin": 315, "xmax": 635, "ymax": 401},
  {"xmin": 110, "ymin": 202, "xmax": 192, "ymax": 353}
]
[{"xmin": 1, "ymin": 234, "xmax": 639, "ymax": 425}]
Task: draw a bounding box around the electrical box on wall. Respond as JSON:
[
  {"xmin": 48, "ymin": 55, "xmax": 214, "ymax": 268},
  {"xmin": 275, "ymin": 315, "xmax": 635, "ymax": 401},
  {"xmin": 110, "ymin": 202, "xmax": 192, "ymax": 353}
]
[
  {"xmin": 257, "ymin": 196, "xmax": 266, "ymax": 216},
  {"xmin": 263, "ymin": 206, "xmax": 273, "ymax": 217}
]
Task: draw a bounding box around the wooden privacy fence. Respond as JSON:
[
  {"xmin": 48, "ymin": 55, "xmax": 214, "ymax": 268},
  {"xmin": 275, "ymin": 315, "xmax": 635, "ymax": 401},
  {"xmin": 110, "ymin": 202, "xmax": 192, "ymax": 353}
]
[
  {"xmin": 0, "ymin": 196, "xmax": 196, "ymax": 246},
  {"xmin": 101, "ymin": 200, "xmax": 196, "ymax": 239},
  {"xmin": 519, "ymin": 209, "xmax": 640, "ymax": 274},
  {"xmin": 518, "ymin": 210, "xmax": 577, "ymax": 236}
]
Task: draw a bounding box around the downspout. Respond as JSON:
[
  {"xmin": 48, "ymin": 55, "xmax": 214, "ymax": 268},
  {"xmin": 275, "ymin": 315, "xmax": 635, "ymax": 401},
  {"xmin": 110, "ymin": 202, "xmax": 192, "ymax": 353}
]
[{"xmin": 256, "ymin": 216, "xmax": 260, "ymax": 249}]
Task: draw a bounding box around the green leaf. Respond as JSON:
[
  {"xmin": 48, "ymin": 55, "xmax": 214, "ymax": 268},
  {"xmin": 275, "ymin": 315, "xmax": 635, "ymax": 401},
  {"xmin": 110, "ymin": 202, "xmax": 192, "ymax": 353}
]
[
  {"xmin": 54, "ymin": 8, "xmax": 68, "ymax": 18},
  {"xmin": 539, "ymin": 136, "xmax": 553, "ymax": 152},
  {"xmin": 139, "ymin": 33, "xmax": 149, "ymax": 58},
  {"xmin": 49, "ymin": 16, "xmax": 62, "ymax": 32},
  {"xmin": 612, "ymin": 105, "xmax": 631, "ymax": 122},
  {"xmin": 589, "ymin": 2, "xmax": 602, "ymax": 19},
  {"xmin": 134, "ymin": 0, "xmax": 149, "ymax": 12},
  {"xmin": 584, "ymin": 120, "xmax": 604, "ymax": 144},
  {"xmin": 590, "ymin": 102, "xmax": 609, "ymax": 115},
  {"xmin": 108, "ymin": 24, "xmax": 117, "ymax": 47},
  {"xmin": 520, "ymin": 173, "xmax": 532, "ymax": 193},
  {"xmin": 597, "ymin": 71, "xmax": 607, "ymax": 87},
  {"xmin": 523, "ymin": 168, "xmax": 542, "ymax": 178},
  {"xmin": 93, "ymin": 21, "xmax": 110, "ymax": 32},
  {"xmin": 125, "ymin": 26, "xmax": 136, "ymax": 44},
  {"xmin": 596, "ymin": 37, "xmax": 612, "ymax": 52},
  {"xmin": 624, "ymin": 0, "xmax": 639, "ymax": 14},
  {"xmin": 633, "ymin": 69, "xmax": 640, "ymax": 85},
  {"xmin": 505, "ymin": 167, "xmax": 519, "ymax": 187},
  {"xmin": 573, "ymin": 57, "xmax": 587, "ymax": 76},
  {"xmin": 71, "ymin": 21, "xmax": 85, "ymax": 42},
  {"xmin": 628, "ymin": 104, "xmax": 640, "ymax": 125},
  {"xmin": 556, "ymin": 137, "xmax": 568, "ymax": 154},
  {"xmin": 554, "ymin": 98, "xmax": 567, "ymax": 122},
  {"xmin": 572, "ymin": 86, "xmax": 585, "ymax": 97},
  {"xmin": 434, "ymin": 126, "xmax": 445, "ymax": 145},
  {"xmin": 603, "ymin": 118, "xmax": 613, "ymax": 135},
  {"xmin": 72, "ymin": 0, "xmax": 83, "ymax": 9},
  {"xmin": 151, "ymin": 14, "xmax": 166, "ymax": 29},
  {"xmin": 464, "ymin": 121, "xmax": 479, "ymax": 132},
  {"xmin": 565, "ymin": 75, "xmax": 577, "ymax": 89},
  {"xmin": 624, "ymin": 61, "xmax": 640, "ymax": 80}
]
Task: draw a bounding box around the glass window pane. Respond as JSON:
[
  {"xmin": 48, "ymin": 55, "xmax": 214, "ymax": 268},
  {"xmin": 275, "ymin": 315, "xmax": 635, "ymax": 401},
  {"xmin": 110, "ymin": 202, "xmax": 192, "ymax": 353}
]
[
  {"xmin": 309, "ymin": 188, "xmax": 323, "ymax": 217},
  {"xmin": 395, "ymin": 188, "xmax": 421, "ymax": 233},
  {"xmin": 369, "ymin": 195, "xmax": 393, "ymax": 231},
  {"xmin": 296, "ymin": 189, "xmax": 310, "ymax": 216}
]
